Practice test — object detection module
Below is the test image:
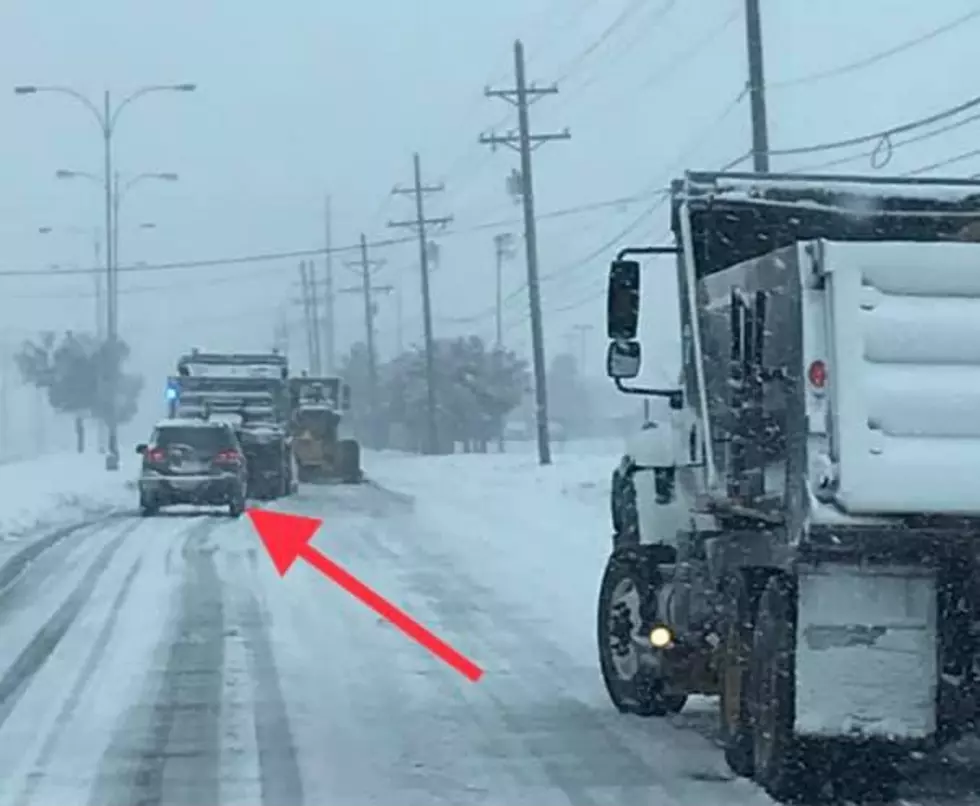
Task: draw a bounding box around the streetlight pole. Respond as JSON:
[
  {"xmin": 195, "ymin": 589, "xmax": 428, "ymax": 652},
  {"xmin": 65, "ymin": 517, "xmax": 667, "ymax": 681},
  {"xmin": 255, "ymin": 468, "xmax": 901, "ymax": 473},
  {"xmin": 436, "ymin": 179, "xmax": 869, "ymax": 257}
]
[{"xmin": 15, "ymin": 82, "xmax": 195, "ymax": 470}]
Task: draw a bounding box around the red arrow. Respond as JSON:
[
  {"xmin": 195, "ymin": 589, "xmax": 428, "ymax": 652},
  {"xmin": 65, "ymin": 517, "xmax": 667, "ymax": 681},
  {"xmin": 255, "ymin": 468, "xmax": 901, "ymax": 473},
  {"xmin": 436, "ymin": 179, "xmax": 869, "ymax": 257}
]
[{"xmin": 246, "ymin": 508, "xmax": 484, "ymax": 682}]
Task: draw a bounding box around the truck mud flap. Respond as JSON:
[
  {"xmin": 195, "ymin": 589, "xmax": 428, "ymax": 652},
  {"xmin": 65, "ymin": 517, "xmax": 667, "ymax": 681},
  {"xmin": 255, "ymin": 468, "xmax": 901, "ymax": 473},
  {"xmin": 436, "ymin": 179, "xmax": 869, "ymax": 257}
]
[{"xmin": 794, "ymin": 562, "xmax": 937, "ymax": 743}]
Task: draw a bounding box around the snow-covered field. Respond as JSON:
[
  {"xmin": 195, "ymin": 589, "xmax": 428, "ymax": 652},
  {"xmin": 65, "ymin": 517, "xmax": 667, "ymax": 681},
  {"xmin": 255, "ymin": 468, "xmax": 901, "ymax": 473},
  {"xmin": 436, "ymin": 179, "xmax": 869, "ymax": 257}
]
[
  {"xmin": 0, "ymin": 442, "xmax": 974, "ymax": 805},
  {"xmin": 0, "ymin": 453, "xmax": 134, "ymax": 543}
]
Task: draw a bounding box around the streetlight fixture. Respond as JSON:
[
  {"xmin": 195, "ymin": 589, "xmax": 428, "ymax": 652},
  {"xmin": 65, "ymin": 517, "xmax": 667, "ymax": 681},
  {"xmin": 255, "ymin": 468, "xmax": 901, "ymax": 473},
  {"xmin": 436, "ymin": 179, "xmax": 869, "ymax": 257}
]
[
  {"xmin": 15, "ymin": 82, "xmax": 195, "ymax": 471},
  {"xmin": 55, "ymin": 168, "xmax": 178, "ymax": 259}
]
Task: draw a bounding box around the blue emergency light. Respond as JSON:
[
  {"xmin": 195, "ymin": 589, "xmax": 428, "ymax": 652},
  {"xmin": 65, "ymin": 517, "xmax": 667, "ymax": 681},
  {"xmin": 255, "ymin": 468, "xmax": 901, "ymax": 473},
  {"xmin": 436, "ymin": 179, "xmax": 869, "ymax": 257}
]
[{"xmin": 165, "ymin": 383, "xmax": 179, "ymax": 401}]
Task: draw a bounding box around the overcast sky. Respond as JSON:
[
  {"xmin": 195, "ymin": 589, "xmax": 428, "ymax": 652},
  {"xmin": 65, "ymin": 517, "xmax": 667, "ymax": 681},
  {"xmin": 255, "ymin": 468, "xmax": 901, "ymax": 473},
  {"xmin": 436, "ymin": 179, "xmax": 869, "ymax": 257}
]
[{"xmin": 1, "ymin": 0, "xmax": 979, "ymax": 429}]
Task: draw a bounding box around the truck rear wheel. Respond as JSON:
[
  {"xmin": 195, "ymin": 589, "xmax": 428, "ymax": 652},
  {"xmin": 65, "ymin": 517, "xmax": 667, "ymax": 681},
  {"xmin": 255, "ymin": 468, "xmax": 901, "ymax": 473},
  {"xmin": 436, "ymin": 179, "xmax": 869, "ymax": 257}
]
[
  {"xmin": 597, "ymin": 547, "xmax": 683, "ymax": 716},
  {"xmin": 337, "ymin": 439, "xmax": 362, "ymax": 484},
  {"xmin": 751, "ymin": 574, "xmax": 819, "ymax": 801},
  {"xmin": 719, "ymin": 572, "xmax": 761, "ymax": 778}
]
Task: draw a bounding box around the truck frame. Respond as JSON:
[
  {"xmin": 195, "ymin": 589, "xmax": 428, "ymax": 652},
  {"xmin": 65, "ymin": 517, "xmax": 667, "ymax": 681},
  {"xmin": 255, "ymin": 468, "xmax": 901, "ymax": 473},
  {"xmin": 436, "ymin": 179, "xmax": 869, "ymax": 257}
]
[{"xmin": 597, "ymin": 170, "xmax": 980, "ymax": 801}]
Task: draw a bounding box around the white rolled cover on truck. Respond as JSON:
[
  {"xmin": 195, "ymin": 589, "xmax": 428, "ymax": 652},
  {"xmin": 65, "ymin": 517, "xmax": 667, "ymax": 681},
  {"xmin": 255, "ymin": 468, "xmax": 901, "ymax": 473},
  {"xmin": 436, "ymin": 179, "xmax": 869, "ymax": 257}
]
[{"xmin": 822, "ymin": 240, "xmax": 980, "ymax": 515}]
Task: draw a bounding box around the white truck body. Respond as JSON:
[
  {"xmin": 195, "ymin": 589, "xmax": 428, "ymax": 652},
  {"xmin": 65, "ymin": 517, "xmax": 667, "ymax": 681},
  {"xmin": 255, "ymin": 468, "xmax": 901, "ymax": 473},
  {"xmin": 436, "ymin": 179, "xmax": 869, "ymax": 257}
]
[{"xmin": 815, "ymin": 240, "xmax": 980, "ymax": 516}]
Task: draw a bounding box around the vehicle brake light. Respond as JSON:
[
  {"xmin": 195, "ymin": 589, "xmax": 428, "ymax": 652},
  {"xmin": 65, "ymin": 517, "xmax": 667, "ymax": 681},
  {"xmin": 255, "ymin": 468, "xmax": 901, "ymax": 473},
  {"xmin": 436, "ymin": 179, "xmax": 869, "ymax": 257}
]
[
  {"xmin": 146, "ymin": 448, "xmax": 166, "ymax": 463},
  {"xmin": 215, "ymin": 449, "xmax": 242, "ymax": 464},
  {"xmin": 807, "ymin": 360, "xmax": 827, "ymax": 390}
]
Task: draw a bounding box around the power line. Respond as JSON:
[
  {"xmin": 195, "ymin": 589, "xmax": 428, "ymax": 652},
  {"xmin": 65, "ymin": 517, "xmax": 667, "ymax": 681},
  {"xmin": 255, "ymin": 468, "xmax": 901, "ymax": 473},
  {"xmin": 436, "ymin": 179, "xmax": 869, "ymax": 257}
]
[
  {"xmin": 769, "ymin": 8, "xmax": 980, "ymax": 90},
  {"xmin": 783, "ymin": 108, "xmax": 980, "ymax": 173},
  {"xmin": 903, "ymin": 147, "xmax": 980, "ymax": 177},
  {"xmin": 2, "ymin": 192, "xmax": 665, "ymax": 282},
  {"xmin": 633, "ymin": 6, "xmax": 741, "ymax": 96},
  {"xmin": 767, "ymin": 91, "xmax": 980, "ymax": 159},
  {"xmin": 551, "ymin": 0, "xmax": 663, "ymax": 84},
  {"xmin": 554, "ymin": 0, "xmax": 680, "ymax": 104}
]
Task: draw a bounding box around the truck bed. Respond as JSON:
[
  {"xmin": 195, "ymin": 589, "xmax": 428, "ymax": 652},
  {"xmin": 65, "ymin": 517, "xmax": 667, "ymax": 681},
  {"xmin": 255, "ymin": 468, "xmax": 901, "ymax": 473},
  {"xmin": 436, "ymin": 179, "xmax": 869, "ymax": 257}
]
[{"xmin": 821, "ymin": 240, "xmax": 980, "ymax": 516}]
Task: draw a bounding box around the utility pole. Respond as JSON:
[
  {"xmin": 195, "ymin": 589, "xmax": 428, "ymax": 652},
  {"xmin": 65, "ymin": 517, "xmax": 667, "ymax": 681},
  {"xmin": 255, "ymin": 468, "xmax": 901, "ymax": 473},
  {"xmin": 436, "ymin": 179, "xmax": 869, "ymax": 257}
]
[
  {"xmin": 394, "ymin": 277, "xmax": 404, "ymax": 356},
  {"xmin": 298, "ymin": 261, "xmax": 316, "ymax": 372},
  {"xmin": 93, "ymin": 233, "xmax": 107, "ymax": 454},
  {"xmin": 323, "ymin": 194, "xmax": 336, "ymax": 374},
  {"xmin": 744, "ymin": 0, "xmax": 770, "ymax": 172},
  {"xmin": 571, "ymin": 323, "xmax": 594, "ymax": 372},
  {"xmin": 493, "ymin": 233, "xmax": 517, "ymax": 348},
  {"xmin": 308, "ymin": 259, "xmax": 322, "ymax": 374},
  {"xmin": 387, "ymin": 153, "xmax": 453, "ymax": 455},
  {"xmin": 341, "ymin": 235, "xmax": 391, "ymax": 447},
  {"xmin": 480, "ymin": 39, "xmax": 570, "ymax": 467}
]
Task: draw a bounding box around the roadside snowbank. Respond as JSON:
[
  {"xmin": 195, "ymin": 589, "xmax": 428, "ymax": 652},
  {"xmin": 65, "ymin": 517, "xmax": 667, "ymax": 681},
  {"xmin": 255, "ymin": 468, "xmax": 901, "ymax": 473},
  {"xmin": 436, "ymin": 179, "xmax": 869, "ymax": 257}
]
[{"xmin": 0, "ymin": 453, "xmax": 134, "ymax": 545}]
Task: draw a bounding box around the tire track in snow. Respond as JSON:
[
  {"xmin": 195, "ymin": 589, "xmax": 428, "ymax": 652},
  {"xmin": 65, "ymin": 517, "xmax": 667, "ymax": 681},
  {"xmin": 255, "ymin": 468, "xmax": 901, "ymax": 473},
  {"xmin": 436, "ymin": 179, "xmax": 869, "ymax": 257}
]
[
  {"xmin": 355, "ymin": 514, "xmax": 742, "ymax": 806},
  {"xmin": 88, "ymin": 515, "xmax": 229, "ymax": 806},
  {"xmin": 12, "ymin": 550, "xmax": 144, "ymax": 806},
  {"xmin": 0, "ymin": 517, "xmax": 127, "ymax": 625},
  {"xmin": 0, "ymin": 518, "xmax": 138, "ymax": 731},
  {"xmin": 224, "ymin": 549, "xmax": 304, "ymax": 806}
]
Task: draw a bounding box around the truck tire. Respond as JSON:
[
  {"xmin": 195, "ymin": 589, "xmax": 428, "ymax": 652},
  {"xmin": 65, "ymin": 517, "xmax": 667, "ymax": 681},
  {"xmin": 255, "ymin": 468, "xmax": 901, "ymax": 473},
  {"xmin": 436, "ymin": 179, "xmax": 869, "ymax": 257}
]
[
  {"xmin": 139, "ymin": 495, "xmax": 159, "ymax": 517},
  {"xmin": 719, "ymin": 572, "xmax": 763, "ymax": 778},
  {"xmin": 610, "ymin": 465, "xmax": 639, "ymax": 547},
  {"xmin": 280, "ymin": 453, "xmax": 292, "ymax": 498},
  {"xmin": 750, "ymin": 574, "xmax": 819, "ymax": 801},
  {"xmin": 597, "ymin": 547, "xmax": 682, "ymax": 716},
  {"xmin": 228, "ymin": 490, "xmax": 245, "ymax": 518},
  {"xmin": 337, "ymin": 439, "xmax": 362, "ymax": 484}
]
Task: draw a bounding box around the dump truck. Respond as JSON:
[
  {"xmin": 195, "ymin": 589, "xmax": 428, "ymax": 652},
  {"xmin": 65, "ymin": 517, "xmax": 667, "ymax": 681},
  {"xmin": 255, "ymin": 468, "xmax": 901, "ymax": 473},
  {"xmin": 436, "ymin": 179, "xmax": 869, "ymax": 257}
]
[
  {"xmin": 167, "ymin": 349, "xmax": 294, "ymax": 499},
  {"xmin": 597, "ymin": 170, "xmax": 980, "ymax": 802},
  {"xmin": 288, "ymin": 375, "xmax": 362, "ymax": 484}
]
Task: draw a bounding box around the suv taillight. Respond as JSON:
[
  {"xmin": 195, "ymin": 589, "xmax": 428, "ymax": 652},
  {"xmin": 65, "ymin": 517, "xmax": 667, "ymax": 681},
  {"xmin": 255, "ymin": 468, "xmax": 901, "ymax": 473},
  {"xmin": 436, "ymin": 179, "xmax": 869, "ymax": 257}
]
[
  {"xmin": 145, "ymin": 448, "xmax": 166, "ymax": 463},
  {"xmin": 214, "ymin": 449, "xmax": 242, "ymax": 465}
]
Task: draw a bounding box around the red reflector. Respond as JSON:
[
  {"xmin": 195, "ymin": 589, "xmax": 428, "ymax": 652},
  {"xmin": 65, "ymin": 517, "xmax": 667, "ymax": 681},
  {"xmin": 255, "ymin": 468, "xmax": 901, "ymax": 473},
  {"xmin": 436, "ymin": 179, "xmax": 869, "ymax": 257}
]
[
  {"xmin": 146, "ymin": 448, "xmax": 166, "ymax": 462},
  {"xmin": 215, "ymin": 449, "xmax": 241, "ymax": 463},
  {"xmin": 808, "ymin": 360, "xmax": 827, "ymax": 389}
]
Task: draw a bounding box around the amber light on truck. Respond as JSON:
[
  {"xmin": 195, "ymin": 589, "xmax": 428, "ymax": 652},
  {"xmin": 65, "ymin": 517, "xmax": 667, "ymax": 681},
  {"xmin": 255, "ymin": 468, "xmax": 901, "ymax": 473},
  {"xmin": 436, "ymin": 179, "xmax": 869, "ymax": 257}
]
[{"xmin": 649, "ymin": 626, "xmax": 673, "ymax": 648}]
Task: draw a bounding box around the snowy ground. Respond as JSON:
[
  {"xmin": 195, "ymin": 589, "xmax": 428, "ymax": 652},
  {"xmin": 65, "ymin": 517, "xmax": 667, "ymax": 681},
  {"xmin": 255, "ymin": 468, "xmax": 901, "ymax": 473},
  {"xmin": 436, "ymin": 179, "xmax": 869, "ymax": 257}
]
[
  {"xmin": 0, "ymin": 443, "xmax": 976, "ymax": 804},
  {"xmin": 0, "ymin": 453, "xmax": 137, "ymax": 582}
]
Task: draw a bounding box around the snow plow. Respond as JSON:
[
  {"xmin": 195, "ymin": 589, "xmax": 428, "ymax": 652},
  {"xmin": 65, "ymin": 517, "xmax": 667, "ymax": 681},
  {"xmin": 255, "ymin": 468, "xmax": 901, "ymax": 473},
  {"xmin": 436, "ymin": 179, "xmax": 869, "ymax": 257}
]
[
  {"xmin": 597, "ymin": 171, "xmax": 980, "ymax": 802},
  {"xmin": 167, "ymin": 349, "xmax": 295, "ymax": 499},
  {"xmin": 288, "ymin": 376, "xmax": 362, "ymax": 484}
]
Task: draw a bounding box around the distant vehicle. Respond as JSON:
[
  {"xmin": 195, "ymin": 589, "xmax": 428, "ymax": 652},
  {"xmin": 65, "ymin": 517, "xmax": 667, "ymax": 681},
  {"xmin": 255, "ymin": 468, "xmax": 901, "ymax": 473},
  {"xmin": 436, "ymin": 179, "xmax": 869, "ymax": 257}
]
[
  {"xmin": 288, "ymin": 376, "xmax": 362, "ymax": 484},
  {"xmin": 136, "ymin": 418, "xmax": 248, "ymax": 517},
  {"xmin": 166, "ymin": 348, "xmax": 294, "ymax": 498}
]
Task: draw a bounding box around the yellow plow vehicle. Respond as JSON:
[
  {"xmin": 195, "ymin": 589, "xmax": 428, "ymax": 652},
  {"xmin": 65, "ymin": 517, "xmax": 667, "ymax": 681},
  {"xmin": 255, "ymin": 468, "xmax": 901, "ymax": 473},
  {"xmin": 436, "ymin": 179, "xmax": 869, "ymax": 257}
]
[{"xmin": 288, "ymin": 376, "xmax": 363, "ymax": 484}]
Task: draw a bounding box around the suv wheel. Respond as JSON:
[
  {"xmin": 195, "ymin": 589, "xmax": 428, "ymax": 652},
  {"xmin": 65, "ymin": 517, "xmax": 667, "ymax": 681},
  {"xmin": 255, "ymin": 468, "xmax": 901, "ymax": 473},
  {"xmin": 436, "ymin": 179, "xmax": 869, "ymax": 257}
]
[{"xmin": 228, "ymin": 490, "xmax": 245, "ymax": 518}]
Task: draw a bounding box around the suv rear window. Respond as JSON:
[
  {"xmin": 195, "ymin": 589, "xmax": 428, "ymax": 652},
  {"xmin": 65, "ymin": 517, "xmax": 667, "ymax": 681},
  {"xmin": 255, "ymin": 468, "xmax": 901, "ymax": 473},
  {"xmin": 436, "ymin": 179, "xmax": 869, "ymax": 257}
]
[{"xmin": 153, "ymin": 425, "xmax": 235, "ymax": 454}]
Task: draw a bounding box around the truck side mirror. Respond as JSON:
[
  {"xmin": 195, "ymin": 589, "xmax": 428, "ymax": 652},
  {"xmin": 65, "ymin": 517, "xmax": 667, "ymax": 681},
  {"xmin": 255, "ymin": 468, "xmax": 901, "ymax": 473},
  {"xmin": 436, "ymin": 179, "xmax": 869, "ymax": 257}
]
[
  {"xmin": 606, "ymin": 340, "xmax": 641, "ymax": 379},
  {"xmin": 136, "ymin": 443, "xmax": 147, "ymax": 455},
  {"xmin": 607, "ymin": 259, "xmax": 640, "ymax": 340},
  {"xmin": 341, "ymin": 384, "xmax": 351, "ymax": 411}
]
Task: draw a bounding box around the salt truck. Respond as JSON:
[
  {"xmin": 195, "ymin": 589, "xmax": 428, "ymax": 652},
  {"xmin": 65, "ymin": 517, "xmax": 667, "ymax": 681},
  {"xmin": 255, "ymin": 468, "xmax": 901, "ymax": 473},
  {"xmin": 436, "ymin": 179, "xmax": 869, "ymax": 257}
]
[{"xmin": 597, "ymin": 170, "xmax": 980, "ymax": 802}]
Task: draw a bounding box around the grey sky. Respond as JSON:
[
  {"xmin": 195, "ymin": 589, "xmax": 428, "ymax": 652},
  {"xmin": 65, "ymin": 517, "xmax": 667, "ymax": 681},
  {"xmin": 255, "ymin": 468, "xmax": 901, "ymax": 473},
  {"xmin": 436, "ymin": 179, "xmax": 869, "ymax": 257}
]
[{"xmin": 2, "ymin": 0, "xmax": 978, "ymax": 433}]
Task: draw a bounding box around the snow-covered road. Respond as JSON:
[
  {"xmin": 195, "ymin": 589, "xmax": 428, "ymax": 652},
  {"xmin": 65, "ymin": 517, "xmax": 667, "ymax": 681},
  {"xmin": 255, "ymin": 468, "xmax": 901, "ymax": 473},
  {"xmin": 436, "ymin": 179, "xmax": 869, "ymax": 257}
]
[{"xmin": 0, "ymin": 449, "xmax": 977, "ymax": 805}]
